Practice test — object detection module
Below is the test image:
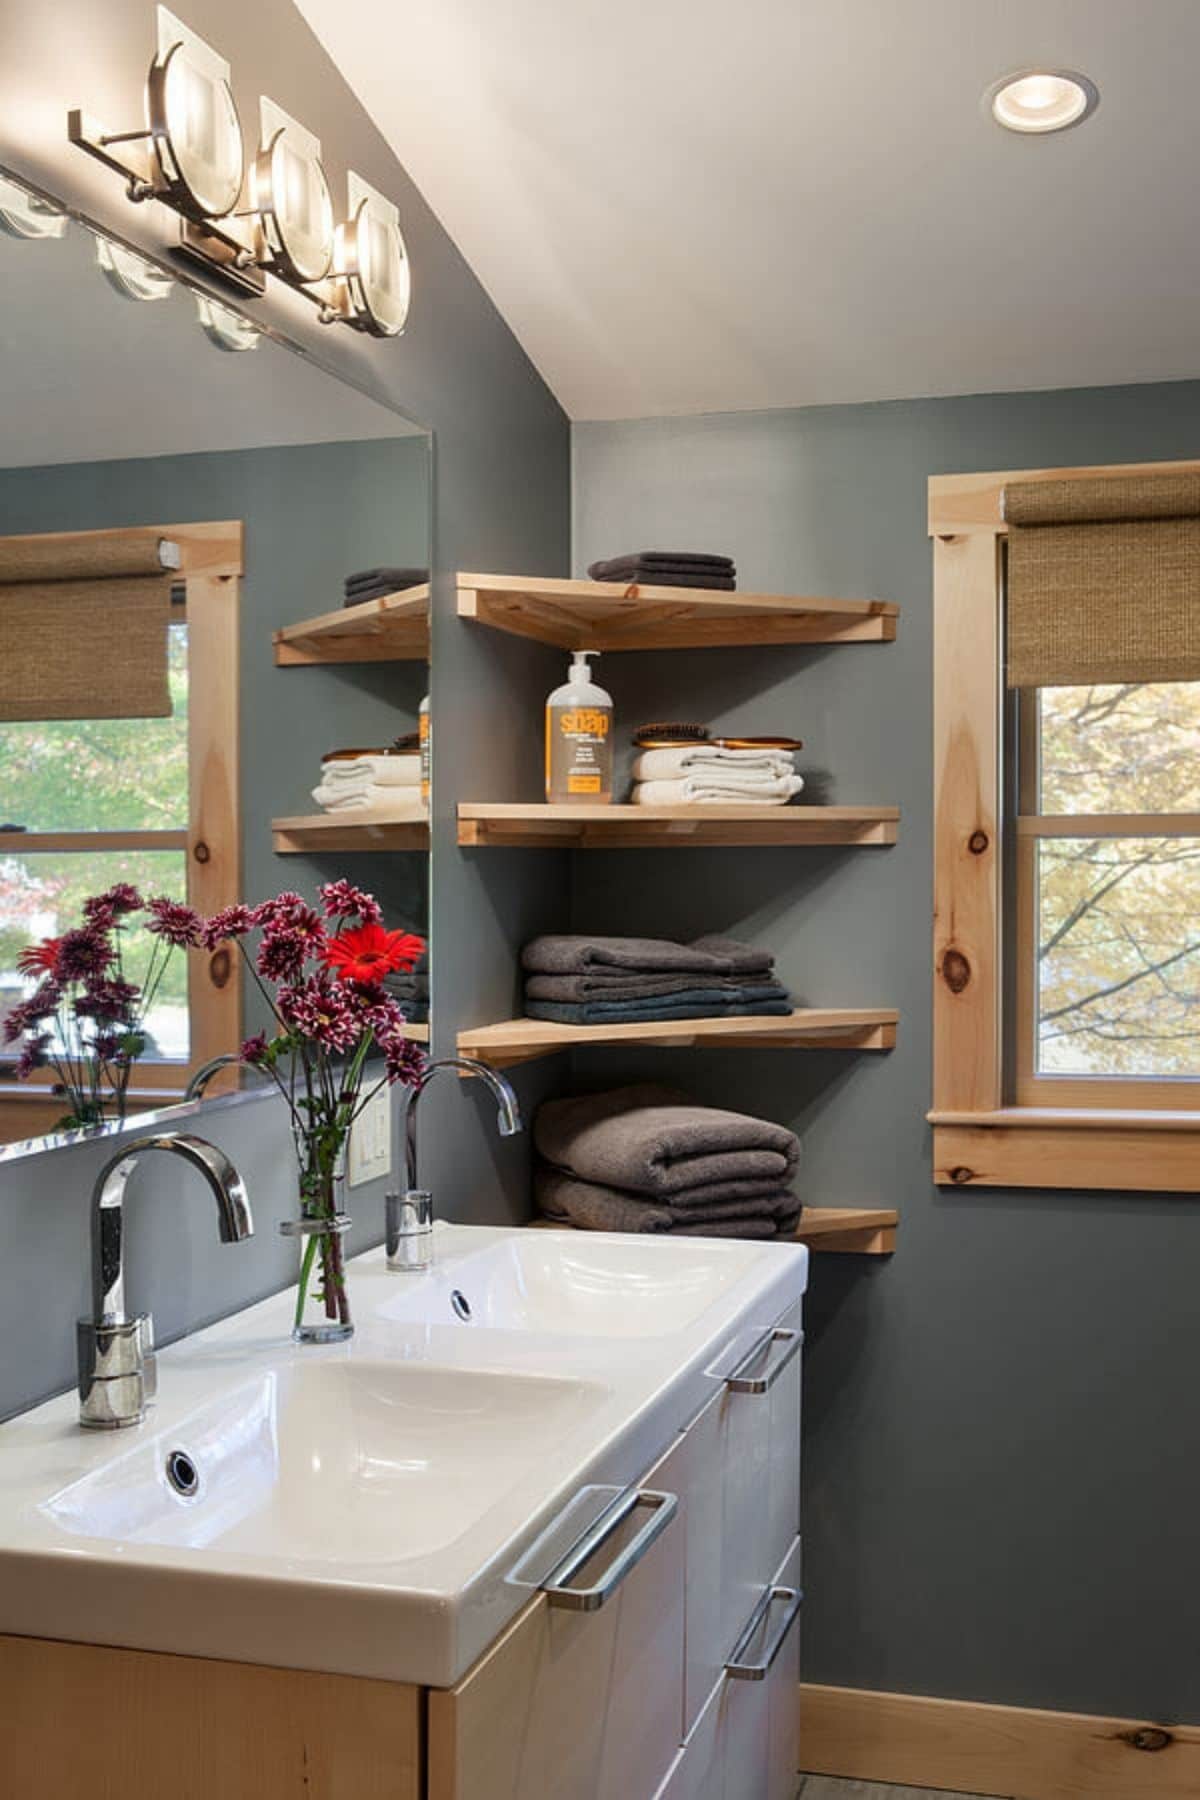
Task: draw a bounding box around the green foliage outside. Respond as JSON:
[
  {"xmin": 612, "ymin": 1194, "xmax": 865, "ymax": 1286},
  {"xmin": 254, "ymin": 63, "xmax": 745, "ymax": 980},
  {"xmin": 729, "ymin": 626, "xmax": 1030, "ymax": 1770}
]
[
  {"xmin": 0, "ymin": 627, "xmax": 190, "ymax": 1022},
  {"xmin": 1036, "ymin": 682, "xmax": 1200, "ymax": 1078}
]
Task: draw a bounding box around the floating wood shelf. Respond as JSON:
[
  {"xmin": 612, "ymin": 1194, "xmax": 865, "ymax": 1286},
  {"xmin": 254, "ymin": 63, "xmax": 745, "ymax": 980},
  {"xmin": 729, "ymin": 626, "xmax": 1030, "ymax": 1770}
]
[
  {"xmin": 457, "ymin": 572, "xmax": 898, "ymax": 651},
  {"xmin": 529, "ymin": 1205, "xmax": 897, "ymax": 1255},
  {"xmin": 271, "ymin": 807, "xmax": 429, "ymax": 854},
  {"xmin": 405, "ymin": 1023, "xmax": 430, "ymax": 1044},
  {"xmin": 458, "ymin": 802, "xmax": 899, "ymax": 849},
  {"xmin": 274, "ymin": 585, "xmax": 429, "ymax": 665},
  {"xmin": 795, "ymin": 1206, "xmax": 898, "ymax": 1255},
  {"xmin": 457, "ymin": 1008, "xmax": 898, "ymax": 1069}
]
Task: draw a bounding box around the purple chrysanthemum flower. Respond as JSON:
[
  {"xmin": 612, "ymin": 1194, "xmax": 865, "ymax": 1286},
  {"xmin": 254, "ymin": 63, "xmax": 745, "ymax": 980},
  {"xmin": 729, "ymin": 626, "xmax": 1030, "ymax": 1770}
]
[
  {"xmin": 55, "ymin": 926, "xmax": 115, "ymax": 984},
  {"xmin": 199, "ymin": 904, "xmax": 255, "ymax": 951},
  {"xmin": 145, "ymin": 896, "xmax": 202, "ymax": 948},
  {"xmin": 320, "ymin": 879, "xmax": 383, "ymax": 927}
]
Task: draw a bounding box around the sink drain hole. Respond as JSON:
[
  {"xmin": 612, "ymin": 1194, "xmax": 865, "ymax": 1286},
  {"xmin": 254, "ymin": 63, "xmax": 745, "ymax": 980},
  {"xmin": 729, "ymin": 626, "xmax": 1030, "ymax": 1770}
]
[
  {"xmin": 165, "ymin": 1448, "xmax": 200, "ymax": 1498},
  {"xmin": 450, "ymin": 1289, "xmax": 473, "ymax": 1322}
]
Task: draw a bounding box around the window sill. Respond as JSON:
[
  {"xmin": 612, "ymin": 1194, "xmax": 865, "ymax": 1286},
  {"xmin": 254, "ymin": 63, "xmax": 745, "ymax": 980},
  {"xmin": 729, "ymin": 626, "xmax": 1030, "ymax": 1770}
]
[{"xmin": 928, "ymin": 1109, "xmax": 1200, "ymax": 1192}]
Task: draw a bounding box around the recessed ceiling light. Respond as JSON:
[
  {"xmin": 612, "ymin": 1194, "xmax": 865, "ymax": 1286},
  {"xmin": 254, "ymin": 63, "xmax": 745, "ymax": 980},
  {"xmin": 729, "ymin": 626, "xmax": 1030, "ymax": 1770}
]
[{"xmin": 988, "ymin": 69, "xmax": 1099, "ymax": 135}]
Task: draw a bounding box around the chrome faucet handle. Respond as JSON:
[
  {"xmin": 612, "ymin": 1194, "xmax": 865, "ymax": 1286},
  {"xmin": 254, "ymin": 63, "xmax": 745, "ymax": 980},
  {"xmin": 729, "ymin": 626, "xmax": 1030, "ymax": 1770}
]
[{"xmin": 386, "ymin": 1190, "xmax": 433, "ymax": 1271}]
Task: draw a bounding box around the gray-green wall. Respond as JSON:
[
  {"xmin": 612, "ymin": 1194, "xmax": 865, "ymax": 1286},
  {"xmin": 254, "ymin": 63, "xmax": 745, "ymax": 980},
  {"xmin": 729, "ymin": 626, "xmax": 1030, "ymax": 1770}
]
[{"xmin": 572, "ymin": 384, "xmax": 1200, "ymax": 1724}]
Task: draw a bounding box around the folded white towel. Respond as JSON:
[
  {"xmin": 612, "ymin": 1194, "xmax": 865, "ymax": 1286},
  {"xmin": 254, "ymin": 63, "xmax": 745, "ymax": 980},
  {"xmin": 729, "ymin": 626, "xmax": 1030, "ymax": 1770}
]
[
  {"xmin": 633, "ymin": 745, "xmax": 795, "ymax": 782},
  {"xmin": 319, "ymin": 754, "xmax": 421, "ymax": 788},
  {"xmin": 633, "ymin": 775, "xmax": 805, "ymax": 806},
  {"xmin": 312, "ymin": 783, "xmax": 425, "ymax": 813}
]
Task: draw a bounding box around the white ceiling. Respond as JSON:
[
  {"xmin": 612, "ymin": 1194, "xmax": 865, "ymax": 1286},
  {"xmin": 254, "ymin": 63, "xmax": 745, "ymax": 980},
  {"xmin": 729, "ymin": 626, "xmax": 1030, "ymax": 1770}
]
[{"xmin": 296, "ymin": 0, "xmax": 1200, "ymax": 419}]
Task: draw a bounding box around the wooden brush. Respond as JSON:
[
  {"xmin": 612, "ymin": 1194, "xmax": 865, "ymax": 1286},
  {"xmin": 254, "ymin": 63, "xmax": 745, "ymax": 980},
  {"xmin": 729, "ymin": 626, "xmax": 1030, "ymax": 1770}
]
[{"xmin": 631, "ymin": 722, "xmax": 711, "ymax": 748}]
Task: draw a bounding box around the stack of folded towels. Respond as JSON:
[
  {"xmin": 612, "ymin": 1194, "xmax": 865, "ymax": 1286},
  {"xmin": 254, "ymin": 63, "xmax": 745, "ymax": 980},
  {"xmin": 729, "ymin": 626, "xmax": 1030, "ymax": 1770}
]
[
  {"xmin": 534, "ymin": 1083, "xmax": 801, "ymax": 1238},
  {"xmin": 343, "ymin": 566, "xmax": 429, "ymax": 607},
  {"xmin": 312, "ymin": 750, "xmax": 423, "ymax": 813},
  {"xmin": 384, "ymin": 946, "xmax": 429, "ymax": 1025},
  {"xmin": 631, "ymin": 742, "xmax": 803, "ymax": 807},
  {"xmin": 587, "ymin": 551, "xmax": 736, "ymax": 591},
  {"xmin": 521, "ymin": 934, "xmax": 793, "ymax": 1025}
]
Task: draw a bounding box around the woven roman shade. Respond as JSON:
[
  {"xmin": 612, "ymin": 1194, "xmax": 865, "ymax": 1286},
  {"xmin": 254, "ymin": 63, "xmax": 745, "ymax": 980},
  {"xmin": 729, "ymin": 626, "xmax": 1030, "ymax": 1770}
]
[
  {"xmin": 0, "ymin": 530, "xmax": 177, "ymax": 721},
  {"xmin": 1004, "ymin": 474, "xmax": 1200, "ymax": 688}
]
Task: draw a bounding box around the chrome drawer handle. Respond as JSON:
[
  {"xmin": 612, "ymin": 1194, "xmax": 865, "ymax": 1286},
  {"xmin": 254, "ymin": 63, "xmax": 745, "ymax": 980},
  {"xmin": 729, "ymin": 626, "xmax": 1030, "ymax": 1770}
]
[
  {"xmin": 541, "ymin": 1488, "xmax": 678, "ymax": 1613},
  {"xmin": 725, "ymin": 1584, "xmax": 803, "ymax": 1681},
  {"xmin": 725, "ymin": 1326, "xmax": 801, "ymax": 1395}
]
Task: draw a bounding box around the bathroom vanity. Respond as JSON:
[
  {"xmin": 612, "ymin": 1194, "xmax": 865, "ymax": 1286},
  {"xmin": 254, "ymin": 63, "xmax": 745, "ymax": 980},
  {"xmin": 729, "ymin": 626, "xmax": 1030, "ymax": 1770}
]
[{"xmin": 0, "ymin": 1224, "xmax": 806, "ymax": 1799}]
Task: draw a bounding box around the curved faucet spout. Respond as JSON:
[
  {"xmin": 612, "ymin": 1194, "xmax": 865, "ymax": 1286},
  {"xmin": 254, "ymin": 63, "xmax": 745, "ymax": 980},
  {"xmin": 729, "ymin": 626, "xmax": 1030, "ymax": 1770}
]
[
  {"xmin": 93, "ymin": 1132, "xmax": 254, "ymax": 1323},
  {"xmin": 403, "ymin": 1057, "xmax": 522, "ymax": 1192}
]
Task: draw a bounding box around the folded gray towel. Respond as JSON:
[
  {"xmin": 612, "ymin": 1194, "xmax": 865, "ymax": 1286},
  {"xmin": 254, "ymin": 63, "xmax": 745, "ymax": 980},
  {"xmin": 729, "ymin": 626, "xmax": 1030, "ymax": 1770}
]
[
  {"xmin": 534, "ymin": 1084, "xmax": 801, "ymax": 1197},
  {"xmin": 537, "ymin": 1166, "xmax": 800, "ymax": 1226},
  {"xmin": 689, "ymin": 934, "xmax": 775, "ymax": 976},
  {"xmin": 526, "ymin": 972, "xmax": 737, "ymax": 1003},
  {"xmin": 522, "ymin": 934, "xmax": 773, "ymax": 977},
  {"xmin": 525, "ymin": 995, "xmax": 793, "ymax": 1026}
]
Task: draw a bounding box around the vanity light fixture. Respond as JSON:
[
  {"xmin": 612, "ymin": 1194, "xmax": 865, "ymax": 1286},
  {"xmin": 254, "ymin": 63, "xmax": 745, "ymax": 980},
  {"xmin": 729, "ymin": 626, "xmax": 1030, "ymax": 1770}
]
[
  {"xmin": 93, "ymin": 231, "xmax": 175, "ymax": 301},
  {"xmin": 988, "ymin": 68, "xmax": 1099, "ymax": 134},
  {"xmin": 68, "ymin": 7, "xmax": 411, "ymax": 336},
  {"xmin": 327, "ymin": 172, "xmax": 411, "ymax": 338},
  {"xmin": 195, "ymin": 292, "xmax": 261, "ymax": 351},
  {"xmin": 248, "ymin": 100, "xmax": 336, "ymax": 286},
  {"xmin": 0, "ymin": 171, "xmax": 68, "ymax": 240}
]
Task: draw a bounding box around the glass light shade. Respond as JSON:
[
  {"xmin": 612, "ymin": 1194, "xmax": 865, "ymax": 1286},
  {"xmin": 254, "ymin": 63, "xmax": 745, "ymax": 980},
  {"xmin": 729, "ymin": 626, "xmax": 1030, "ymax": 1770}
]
[
  {"xmin": 94, "ymin": 233, "xmax": 174, "ymax": 302},
  {"xmin": 338, "ymin": 181, "xmax": 410, "ymax": 337},
  {"xmin": 255, "ymin": 129, "xmax": 335, "ymax": 283},
  {"xmin": 0, "ymin": 172, "xmax": 68, "ymax": 241},
  {"xmin": 990, "ymin": 70, "xmax": 1097, "ymax": 134},
  {"xmin": 195, "ymin": 293, "xmax": 260, "ymax": 351},
  {"xmin": 149, "ymin": 37, "xmax": 244, "ymax": 218}
]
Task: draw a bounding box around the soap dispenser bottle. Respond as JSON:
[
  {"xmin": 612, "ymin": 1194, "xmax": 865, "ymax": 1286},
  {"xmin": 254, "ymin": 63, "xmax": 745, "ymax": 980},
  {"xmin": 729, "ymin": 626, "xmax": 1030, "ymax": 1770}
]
[{"xmin": 545, "ymin": 649, "xmax": 613, "ymax": 803}]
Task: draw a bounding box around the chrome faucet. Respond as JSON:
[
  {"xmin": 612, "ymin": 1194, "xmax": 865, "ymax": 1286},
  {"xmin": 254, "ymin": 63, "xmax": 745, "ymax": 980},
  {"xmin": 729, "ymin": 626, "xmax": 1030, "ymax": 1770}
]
[
  {"xmin": 185, "ymin": 1053, "xmax": 271, "ymax": 1101},
  {"xmin": 77, "ymin": 1133, "xmax": 254, "ymax": 1430},
  {"xmin": 386, "ymin": 1057, "xmax": 522, "ymax": 1271}
]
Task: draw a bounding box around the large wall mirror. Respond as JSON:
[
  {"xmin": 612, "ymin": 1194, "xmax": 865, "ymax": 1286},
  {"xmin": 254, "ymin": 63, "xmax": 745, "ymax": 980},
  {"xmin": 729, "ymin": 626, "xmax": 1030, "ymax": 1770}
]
[{"xmin": 0, "ymin": 172, "xmax": 431, "ymax": 1151}]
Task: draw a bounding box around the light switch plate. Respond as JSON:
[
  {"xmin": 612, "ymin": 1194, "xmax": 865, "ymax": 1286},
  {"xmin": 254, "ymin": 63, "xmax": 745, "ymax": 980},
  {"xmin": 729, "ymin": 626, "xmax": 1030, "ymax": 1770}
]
[{"xmin": 348, "ymin": 1084, "xmax": 391, "ymax": 1187}]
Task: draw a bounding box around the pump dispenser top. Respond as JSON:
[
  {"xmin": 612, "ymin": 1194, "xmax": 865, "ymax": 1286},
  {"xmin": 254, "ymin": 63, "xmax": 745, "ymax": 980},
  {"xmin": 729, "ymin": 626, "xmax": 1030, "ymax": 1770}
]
[{"xmin": 545, "ymin": 647, "xmax": 613, "ymax": 803}]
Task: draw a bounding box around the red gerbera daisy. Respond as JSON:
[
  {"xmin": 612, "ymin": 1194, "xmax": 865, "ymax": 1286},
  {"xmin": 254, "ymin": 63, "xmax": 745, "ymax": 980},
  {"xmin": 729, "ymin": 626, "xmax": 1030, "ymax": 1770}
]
[
  {"xmin": 322, "ymin": 923, "xmax": 424, "ymax": 987},
  {"xmin": 16, "ymin": 937, "xmax": 63, "ymax": 978}
]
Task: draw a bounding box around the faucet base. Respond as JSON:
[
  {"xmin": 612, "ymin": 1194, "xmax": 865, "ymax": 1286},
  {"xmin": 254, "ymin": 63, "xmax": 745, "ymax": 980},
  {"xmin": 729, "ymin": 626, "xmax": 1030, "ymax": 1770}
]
[
  {"xmin": 386, "ymin": 1190, "xmax": 434, "ymax": 1271},
  {"xmin": 77, "ymin": 1314, "xmax": 155, "ymax": 1429}
]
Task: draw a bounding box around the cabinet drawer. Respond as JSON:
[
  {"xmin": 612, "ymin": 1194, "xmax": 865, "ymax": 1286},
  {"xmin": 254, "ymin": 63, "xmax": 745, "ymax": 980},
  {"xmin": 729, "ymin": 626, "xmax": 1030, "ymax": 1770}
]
[
  {"xmin": 678, "ymin": 1297, "xmax": 803, "ymax": 1730},
  {"xmin": 654, "ymin": 1537, "xmax": 802, "ymax": 1800},
  {"xmin": 429, "ymin": 1483, "xmax": 684, "ymax": 1800}
]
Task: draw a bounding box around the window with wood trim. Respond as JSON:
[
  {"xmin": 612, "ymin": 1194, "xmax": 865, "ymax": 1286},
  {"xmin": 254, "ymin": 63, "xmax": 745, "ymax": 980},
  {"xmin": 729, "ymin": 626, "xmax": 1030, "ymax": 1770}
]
[
  {"xmin": 0, "ymin": 523, "xmax": 242, "ymax": 1123},
  {"xmin": 930, "ymin": 461, "xmax": 1200, "ymax": 1193}
]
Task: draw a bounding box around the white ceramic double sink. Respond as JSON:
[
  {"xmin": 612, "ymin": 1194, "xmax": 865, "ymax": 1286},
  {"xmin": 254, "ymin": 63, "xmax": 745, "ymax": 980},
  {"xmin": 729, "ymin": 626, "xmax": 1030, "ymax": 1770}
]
[{"xmin": 0, "ymin": 1223, "xmax": 807, "ymax": 1686}]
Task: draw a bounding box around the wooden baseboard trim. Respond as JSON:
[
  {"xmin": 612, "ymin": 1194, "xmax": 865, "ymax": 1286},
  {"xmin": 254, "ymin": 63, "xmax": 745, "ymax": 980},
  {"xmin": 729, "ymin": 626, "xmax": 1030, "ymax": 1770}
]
[{"xmin": 800, "ymin": 1682, "xmax": 1200, "ymax": 1800}]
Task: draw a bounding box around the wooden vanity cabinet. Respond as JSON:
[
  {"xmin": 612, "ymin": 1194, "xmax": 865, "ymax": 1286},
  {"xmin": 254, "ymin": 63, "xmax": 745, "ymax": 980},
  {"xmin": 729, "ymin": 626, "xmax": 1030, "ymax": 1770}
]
[{"xmin": 429, "ymin": 1296, "xmax": 804, "ymax": 1800}]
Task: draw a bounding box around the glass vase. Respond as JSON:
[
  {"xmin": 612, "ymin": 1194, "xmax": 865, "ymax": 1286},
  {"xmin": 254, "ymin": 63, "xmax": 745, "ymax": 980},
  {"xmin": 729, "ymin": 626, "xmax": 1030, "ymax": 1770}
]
[{"xmin": 282, "ymin": 1143, "xmax": 354, "ymax": 1343}]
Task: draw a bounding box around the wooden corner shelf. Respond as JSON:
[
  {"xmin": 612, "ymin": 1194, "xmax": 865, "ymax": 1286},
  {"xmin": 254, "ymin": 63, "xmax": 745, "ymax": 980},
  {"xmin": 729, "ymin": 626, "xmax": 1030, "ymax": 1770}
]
[
  {"xmin": 274, "ymin": 585, "xmax": 430, "ymax": 665},
  {"xmin": 529, "ymin": 1204, "xmax": 897, "ymax": 1255},
  {"xmin": 271, "ymin": 806, "xmax": 429, "ymax": 853},
  {"xmin": 457, "ymin": 572, "xmax": 898, "ymax": 651},
  {"xmin": 457, "ymin": 1008, "xmax": 898, "ymax": 1069},
  {"xmin": 458, "ymin": 802, "xmax": 899, "ymax": 849},
  {"xmin": 795, "ymin": 1206, "xmax": 898, "ymax": 1255}
]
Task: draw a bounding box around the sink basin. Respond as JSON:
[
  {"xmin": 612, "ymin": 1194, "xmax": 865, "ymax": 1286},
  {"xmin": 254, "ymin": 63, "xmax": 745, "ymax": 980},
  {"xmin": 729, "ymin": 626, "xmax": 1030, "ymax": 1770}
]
[
  {"xmin": 375, "ymin": 1229, "xmax": 763, "ymax": 1337},
  {"xmin": 40, "ymin": 1361, "xmax": 603, "ymax": 1565}
]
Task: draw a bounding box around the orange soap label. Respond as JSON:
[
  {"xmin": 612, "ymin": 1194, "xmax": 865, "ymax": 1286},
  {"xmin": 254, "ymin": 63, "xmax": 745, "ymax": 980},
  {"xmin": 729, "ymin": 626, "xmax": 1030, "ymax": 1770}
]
[{"xmin": 568, "ymin": 773, "xmax": 602, "ymax": 794}]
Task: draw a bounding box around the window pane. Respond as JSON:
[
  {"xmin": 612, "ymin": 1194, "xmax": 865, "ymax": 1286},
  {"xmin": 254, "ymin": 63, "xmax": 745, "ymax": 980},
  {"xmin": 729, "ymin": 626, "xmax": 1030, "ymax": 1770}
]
[
  {"xmin": 1035, "ymin": 835, "xmax": 1200, "ymax": 1078},
  {"xmin": 0, "ymin": 849, "xmax": 190, "ymax": 1063},
  {"xmin": 1036, "ymin": 681, "xmax": 1200, "ymax": 815},
  {"xmin": 0, "ymin": 622, "xmax": 187, "ymax": 831}
]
